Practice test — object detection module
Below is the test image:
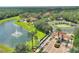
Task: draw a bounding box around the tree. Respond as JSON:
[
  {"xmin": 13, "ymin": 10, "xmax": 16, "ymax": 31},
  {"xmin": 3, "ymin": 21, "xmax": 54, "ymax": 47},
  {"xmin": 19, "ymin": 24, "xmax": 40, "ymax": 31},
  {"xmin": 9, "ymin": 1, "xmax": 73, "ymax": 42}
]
[
  {"xmin": 73, "ymin": 28, "xmax": 79, "ymax": 48},
  {"xmin": 34, "ymin": 35, "xmax": 40, "ymax": 47},
  {"xmin": 31, "ymin": 31, "xmax": 36, "ymax": 51},
  {"xmin": 70, "ymin": 47, "xmax": 79, "ymax": 53},
  {"xmin": 56, "ymin": 27, "xmax": 62, "ymax": 37},
  {"xmin": 56, "ymin": 27, "xmax": 63, "ymax": 42},
  {"xmin": 34, "ymin": 20, "xmax": 52, "ymax": 34},
  {"xmin": 15, "ymin": 43, "xmax": 29, "ymax": 53},
  {"xmin": 0, "ymin": 7, "xmax": 29, "ymax": 20}
]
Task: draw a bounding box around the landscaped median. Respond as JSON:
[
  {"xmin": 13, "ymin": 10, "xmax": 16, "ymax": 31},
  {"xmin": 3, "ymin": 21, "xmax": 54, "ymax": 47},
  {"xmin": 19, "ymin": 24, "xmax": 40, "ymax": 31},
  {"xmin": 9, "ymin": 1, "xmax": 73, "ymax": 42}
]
[{"xmin": 15, "ymin": 22, "xmax": 46, "ymax": 51}]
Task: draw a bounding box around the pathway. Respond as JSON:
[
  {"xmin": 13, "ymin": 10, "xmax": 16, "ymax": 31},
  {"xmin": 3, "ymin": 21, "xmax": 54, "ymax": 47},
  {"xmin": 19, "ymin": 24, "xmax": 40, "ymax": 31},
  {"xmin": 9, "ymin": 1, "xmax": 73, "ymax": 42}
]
[{"xmin": 42, "ymin": 37, "xmax": 72, "ymax": 53}]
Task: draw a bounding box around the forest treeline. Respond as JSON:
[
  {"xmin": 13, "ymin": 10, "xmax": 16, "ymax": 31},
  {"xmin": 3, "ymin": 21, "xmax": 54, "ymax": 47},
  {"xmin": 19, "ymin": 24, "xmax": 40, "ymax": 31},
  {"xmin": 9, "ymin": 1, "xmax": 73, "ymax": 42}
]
[{"xmin": 0, "ymin": 7, "xmax": 79, "ymax": 21}]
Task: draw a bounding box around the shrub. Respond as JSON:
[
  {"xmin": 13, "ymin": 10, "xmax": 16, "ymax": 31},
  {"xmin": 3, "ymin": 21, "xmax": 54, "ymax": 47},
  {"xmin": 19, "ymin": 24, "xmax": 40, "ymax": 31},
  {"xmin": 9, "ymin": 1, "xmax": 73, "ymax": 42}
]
[{"xmin": 54, "ymin": 43, "xmax": 60, "ymax": 48}]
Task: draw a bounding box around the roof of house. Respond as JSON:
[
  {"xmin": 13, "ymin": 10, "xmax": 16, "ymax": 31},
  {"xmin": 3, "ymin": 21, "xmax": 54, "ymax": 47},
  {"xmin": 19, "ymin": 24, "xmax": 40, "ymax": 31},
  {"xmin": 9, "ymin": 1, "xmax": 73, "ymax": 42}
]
[{"xmin": 52, "ymin": 32, "xmax": 71, "ymax": 41}]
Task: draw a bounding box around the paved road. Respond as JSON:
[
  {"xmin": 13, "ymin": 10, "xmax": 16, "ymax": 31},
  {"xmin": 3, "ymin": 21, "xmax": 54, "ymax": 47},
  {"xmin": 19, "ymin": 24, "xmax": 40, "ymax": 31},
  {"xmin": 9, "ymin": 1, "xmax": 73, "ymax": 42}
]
[{"xmin": 35, "ymin": 34, "xmax": 52, "ymax": 52}]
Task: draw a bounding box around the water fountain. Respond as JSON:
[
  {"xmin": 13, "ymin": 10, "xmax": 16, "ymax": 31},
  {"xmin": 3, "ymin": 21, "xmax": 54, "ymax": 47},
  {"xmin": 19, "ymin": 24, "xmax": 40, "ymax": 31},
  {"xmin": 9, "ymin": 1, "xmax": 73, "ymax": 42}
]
[{"xmin": 12, "ymin": 24, "xmax": 22, "ymax": 37}]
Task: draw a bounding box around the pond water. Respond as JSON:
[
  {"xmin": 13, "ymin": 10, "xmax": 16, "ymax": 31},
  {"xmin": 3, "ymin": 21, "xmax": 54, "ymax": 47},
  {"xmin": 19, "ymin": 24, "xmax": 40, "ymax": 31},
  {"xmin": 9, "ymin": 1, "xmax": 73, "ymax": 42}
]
[{"xmin": 0, "ymin": 20, "xmax": 32, "ymax": 48}]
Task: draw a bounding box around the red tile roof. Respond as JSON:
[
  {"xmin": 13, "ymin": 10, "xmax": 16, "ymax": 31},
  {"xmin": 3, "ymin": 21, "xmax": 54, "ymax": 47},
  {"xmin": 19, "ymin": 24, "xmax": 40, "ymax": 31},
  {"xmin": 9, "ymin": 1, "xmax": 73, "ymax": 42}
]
[{"xmin": 52, "ymin": 32, "xmax": 71, "ymax": 41}]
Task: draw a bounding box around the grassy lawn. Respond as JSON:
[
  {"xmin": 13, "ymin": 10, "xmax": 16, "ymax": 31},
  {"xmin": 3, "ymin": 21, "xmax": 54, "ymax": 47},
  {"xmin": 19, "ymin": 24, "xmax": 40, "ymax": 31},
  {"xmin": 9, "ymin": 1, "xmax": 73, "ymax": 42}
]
[
  {"xmin": 15, "ymin": 22, "xmax": 35, "ymax": 32},
  {"xmin": 0, "ymin": 16, "xmax": 20, "ymax": 24},
  {"xmin": 15, "ymin": 22, "xmax": 46, "ymax": 39},
  {"xmin": 56, "ymin": 24, "xmax": 72, "ymax": 28},
  {"xmin": 15, "ymin": 22, "xmax": 46, "ymax": 51},
  {"xmin": 26, "ymin": 31, "xmax": 46, "ymax": 50},
  {"xmin": 0, "ymin": 44, "xmax": 14, "ymax": 53}
]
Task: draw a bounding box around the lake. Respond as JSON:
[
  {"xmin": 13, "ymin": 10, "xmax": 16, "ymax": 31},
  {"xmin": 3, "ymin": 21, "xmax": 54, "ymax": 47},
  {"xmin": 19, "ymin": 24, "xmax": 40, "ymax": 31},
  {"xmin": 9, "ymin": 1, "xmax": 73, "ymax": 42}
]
[{"xmin": 0, "ymin": 20, "xmax": 32, "ymax": 48}]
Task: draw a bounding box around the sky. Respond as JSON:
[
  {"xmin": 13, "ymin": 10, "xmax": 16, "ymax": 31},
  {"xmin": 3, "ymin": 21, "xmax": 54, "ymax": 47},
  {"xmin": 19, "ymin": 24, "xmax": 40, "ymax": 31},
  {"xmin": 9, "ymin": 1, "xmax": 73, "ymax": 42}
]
[{"xmin": 0, "ymin": 0, "xmax": 79, "ymax": 6}]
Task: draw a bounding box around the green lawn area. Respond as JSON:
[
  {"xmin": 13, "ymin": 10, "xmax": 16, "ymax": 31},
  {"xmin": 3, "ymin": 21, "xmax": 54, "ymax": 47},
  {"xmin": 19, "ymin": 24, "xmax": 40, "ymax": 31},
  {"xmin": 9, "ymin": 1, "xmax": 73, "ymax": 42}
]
[
  {"xmin": 0, "ymin": 16, "xmax": 20, "ymax": 24},
  {"xmin": 15, "ymin": 22, "xmax": 46, "ymax": 39},
  {"xmin": 26, "ymin": 30, "xmax": 46, "ymax": 50},
  {"xmin": 0, "ymin": 44, "xmax": 14, "ymax": 53},
  {"xmin": 15, "ymin": 22, "xmax": 36, "ymax": 32},
  {"xmin": 56, "ymin": 24, "xmax": 72, "ymax": 28},
  {"xmin": 15, "ymin": 22, "xmax": 46, "ymax": 51}
]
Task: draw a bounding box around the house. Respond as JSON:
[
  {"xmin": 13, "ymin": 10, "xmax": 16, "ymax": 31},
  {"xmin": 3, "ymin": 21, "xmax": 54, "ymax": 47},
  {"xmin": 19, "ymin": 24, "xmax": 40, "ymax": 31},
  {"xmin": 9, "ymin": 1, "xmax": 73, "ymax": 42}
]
[
  {"xmin": 30, "ymin": 17, "xmax": 37, "ymax": 22},
  {"xmin": 43, "ymin": 12, "xmax": 51, "ymax": 17},
  {"xmin": 52, "ymin": 32, "xmax": 72, "ymax": 47},
  {"xmin": 56, "ymin": 16, "xmax": 64, "ymax": 21}
]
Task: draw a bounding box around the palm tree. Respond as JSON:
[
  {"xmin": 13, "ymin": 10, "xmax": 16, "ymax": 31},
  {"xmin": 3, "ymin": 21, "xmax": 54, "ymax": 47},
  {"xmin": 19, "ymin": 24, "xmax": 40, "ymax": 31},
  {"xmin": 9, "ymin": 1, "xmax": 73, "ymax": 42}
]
[
  {"xmin": 31, "ymin": 32, "xmax": 35, "ymax": 51},
  {"xmin": 33, "ymin": 35, "xmax": 39, "ymax": 52},
  {"xmin": 34, "ymin": 35, "xmax": 39, "ymax": 47},
  {"xmin": 56, "ymin": 27, "xmax": 61, "ymax": 39},
  {"xmin": 31, "ymin": 31, "xmax": 37, "ymax": 52}
]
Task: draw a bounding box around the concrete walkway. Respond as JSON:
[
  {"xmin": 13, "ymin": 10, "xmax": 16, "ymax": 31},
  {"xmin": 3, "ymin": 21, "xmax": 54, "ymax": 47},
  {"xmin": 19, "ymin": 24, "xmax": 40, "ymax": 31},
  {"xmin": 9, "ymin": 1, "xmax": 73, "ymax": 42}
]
[{"xmin": 42, "ymin": 38, "xmax": 72, "ymax": 53}]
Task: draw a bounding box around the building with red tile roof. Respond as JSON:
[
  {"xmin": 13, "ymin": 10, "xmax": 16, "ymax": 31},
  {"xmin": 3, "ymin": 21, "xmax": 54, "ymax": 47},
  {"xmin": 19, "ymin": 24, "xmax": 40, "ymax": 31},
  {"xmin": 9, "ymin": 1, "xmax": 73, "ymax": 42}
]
[{"xmin": 52, "ymin": 32, "xmax": 71, "ymax": 41}]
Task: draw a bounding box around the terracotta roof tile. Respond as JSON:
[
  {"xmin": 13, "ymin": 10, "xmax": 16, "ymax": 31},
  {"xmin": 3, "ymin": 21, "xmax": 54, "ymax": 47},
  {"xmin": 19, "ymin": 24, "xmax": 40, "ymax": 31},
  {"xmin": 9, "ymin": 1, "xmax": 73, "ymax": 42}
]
[{"xmin": 52, "ymin": 32, "xmax": 71, "ymax": 41}]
